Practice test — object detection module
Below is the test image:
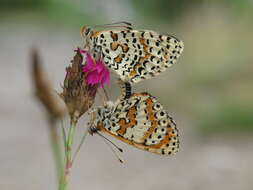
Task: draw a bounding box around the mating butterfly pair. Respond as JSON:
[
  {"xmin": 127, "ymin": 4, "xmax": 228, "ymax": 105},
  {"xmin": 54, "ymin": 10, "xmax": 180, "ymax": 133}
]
[{"xmin": 82, "ymin": 22, "xmax": 183, "ymax": 155}]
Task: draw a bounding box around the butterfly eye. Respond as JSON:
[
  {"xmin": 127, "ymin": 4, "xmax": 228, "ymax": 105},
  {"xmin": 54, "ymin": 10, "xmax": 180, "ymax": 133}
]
[{"xmin": 85, "ymin": 27, "xmax": 91, "ymax": 35}]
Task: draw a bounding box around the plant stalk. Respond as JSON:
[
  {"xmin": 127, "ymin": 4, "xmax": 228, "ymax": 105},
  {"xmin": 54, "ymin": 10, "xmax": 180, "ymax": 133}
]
[{"xmin": 59, "ymin": 118, "xmax": 77, "ymax": 190}]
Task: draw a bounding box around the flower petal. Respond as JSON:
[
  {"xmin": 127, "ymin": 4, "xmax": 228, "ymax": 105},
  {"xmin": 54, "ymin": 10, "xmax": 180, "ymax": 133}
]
[
  {"xmin": 86, "ymin": 70, "xmax": 100, "ymax": 85},
  {"xmin": 82, "ymin": 53, "xmax": 111, "ymax": 88},
  {"xmin": 74, "ymin": 48, "xmax": 86, "ymax": 54}
]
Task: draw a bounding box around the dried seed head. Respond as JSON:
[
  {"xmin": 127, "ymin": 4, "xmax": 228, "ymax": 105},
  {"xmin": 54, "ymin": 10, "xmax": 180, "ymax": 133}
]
[
  {"xmin": 60, "ymin": 49, "xmax": 97, "ymax": 123},
  {"xmin": 31, "ymin": 49, "xmax": 66, "ymax": 120}
]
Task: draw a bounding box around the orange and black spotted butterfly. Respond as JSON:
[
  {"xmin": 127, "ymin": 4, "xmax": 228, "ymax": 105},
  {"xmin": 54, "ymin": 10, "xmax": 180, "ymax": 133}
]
[
  {"xmin": 81, "ymin": 22, "xmax": 184, "ymax": 85},
  {"xmin": 89, "ymin": 84, "xmax": 179, "ymax": 155}
]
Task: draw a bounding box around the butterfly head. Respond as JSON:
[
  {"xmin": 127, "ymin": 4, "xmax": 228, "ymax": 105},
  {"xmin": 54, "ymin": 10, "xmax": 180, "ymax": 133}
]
[
  {"xmin": 87, "ymin": 109, "xmax": 99, "ymax": 135},
  {"xmin": 88, "ymin": 102, "xmax": 114, "ymax": 133},
  {"xmin": 81, "ymin": 26, "xmax": 93, "ymax": 38},
  {"xmin": 80, "ymin": 26, "xmax": 93, "ymax": 48}
]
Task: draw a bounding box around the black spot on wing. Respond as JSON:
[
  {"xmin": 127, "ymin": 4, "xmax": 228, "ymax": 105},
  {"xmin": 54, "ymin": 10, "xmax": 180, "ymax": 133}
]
[{"xmin": 138, "ymin": 67, "xmax": 145, "ymax": 74}]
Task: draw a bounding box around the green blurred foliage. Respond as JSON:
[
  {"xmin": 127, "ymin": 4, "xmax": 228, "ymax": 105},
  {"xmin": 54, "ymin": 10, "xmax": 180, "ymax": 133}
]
[
  {"xmin": 0, "ymin": 0, "xmax": 98, "ymax": 28},
  {"xmin": 0, "ymin": 0, "xmax": 52, "ymax": 9},
  {"xmin": 131, "ymin": 0, "xmax": 253, "ymax": 20},
  {"xmin": 131, "ymin": 0, "xmax": 203, "ymax": 20},
  {"xmin": 198, "ymin": 103, "xmax": 253, "ymax": 136},
  {"xmin": 1, "ymin": 0, "xmax": 252, "ymax": 25}
]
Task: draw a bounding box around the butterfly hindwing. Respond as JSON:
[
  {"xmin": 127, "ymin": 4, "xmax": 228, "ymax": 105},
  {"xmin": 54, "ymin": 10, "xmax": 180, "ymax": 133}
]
[{"xmin": 93, "ymin": 92, "xmax": 179, "ymax": 155}]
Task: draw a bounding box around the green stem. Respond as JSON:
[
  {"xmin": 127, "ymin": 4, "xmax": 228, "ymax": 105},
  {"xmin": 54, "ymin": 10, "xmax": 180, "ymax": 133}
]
[
  {"xmin": 72, "ymin": 127, "xmax": 89, "ymax": 163},
  {"xmin": 66, "ymin": 120, "xmax": 76, "ymax": 162},
  {"xmin": 48, "ymin": 118, "xmax": 64, "ymax": 184},
  {"xmin": 59, "ymin": 119, "xmax": 77, "ymax": 190}
]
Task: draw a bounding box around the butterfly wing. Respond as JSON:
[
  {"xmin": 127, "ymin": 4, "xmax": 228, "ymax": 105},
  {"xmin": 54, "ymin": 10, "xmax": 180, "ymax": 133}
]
[
  {"xmin": 91, "ymin": 29, "xmax": 184, "ymax": 84},
  {"xmin": 95, "ymin": 92, "xmax": 179, "ymax": 155}
]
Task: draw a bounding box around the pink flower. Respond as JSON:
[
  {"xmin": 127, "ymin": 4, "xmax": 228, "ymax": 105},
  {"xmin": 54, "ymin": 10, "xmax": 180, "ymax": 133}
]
[
  {"xmin": 74, "ymin": 47, "xmax": 86, "ymax": 54},
  {"xmin": 82, "ymin": 52, "xmax": 110, "ymax": 88}
]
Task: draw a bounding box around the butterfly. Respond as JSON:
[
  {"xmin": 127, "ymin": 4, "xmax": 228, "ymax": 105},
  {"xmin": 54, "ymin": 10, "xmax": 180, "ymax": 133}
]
[
  {"xmin": 81, "ymin": 22, "xmax": 184, "ymax": 85},
  {"xmin": 89, "ymin": 83, "xmax": 179, "ymax": 155}
]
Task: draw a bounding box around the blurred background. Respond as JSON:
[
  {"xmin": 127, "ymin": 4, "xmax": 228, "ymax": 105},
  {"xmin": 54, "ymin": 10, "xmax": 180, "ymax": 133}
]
[{"xmin": 1, "ymin": 0, "xmax": 253, "ymax": 189}]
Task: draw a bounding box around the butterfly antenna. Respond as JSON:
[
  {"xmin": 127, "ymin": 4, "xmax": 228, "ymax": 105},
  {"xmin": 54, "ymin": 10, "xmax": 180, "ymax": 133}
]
[
  {"xmin": 96, "ymin": 131, "xmax": 123, "ymax": 153},
  {"xmin": 93, "ymin": 21, "xmax": 132, "ymax": 27},
  {"xmin": 98, "ymin": 25, "xmax": 132, "ymax": 30},
  {"xmin": 89, "ymin": 125, "xmax": 124, "ymax": 163},
  {"xmin": 93, "ymin": 22, "xmax": 132, "ymax": 30},
  {"xmin": 100, "ymin": 138, "xmax": 124, "ymax": 163}
]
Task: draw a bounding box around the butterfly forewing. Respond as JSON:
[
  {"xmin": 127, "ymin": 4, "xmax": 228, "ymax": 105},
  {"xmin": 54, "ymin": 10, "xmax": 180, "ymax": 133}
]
[
  {"xmin": 93, "ymin": 92, "xmax": 179, "ymax": 155},
  {"xmin": 87, "ymin": 29, "xmax": 184, "ymax": 84}
]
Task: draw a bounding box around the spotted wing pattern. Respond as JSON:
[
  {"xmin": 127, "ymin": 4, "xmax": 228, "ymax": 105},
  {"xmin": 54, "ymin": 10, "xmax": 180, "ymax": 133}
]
[
  {"xmin": 85, "ymin": 28, "xmax": 184, "ymax": 84},
  {"xmin": 92, "ymin": 92, "xmax": 179, "ymax": 155}
]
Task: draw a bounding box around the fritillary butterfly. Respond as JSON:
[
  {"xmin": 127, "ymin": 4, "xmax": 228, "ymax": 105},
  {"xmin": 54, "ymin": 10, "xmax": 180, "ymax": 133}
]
[
  {"xmin": 81, "ymin": 22, "xmax": 184, "ymax": 84},
  {"xmin": 89, "ymin": 83, "xmax": 179, "ymax": 155}
]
